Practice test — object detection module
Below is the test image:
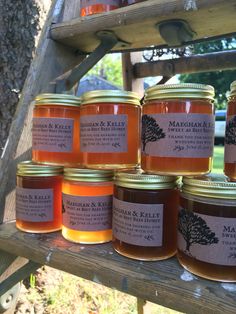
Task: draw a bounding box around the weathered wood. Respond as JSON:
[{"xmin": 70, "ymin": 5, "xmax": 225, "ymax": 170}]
[
  {"xmin": 0, "ymin": 222, "xmax": 236, "ymax": 314},
  {"xmin": 61, "ymin": 0, "xmax": 81, "ymax": 22},
  {"xmin": 122, "ymin": 52, "xmax": 144, "ymax": 96},
  {"xmin": 0, "ymin": 0, "xmax": 84, "ymax": 223},
  {"xmin": 51, "ymin": 0, "xmax": 236, "ymax": 53},
  {"xmin": 134, "ymin": 50, "xmax": 236, "ymax": 78},
  {"xmin": 137, "ymin": 299, "xmax": 151, "ymax": 314}
]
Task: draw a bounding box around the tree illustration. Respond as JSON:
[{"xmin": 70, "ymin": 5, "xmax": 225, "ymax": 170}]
[
  {"xmin": 141, "ymin": 115, "xmax": 166, "ymax": 152},
  {"xmin": 178, "ymin": 208, "xmax": 219, "ymax": 252},
  {"xmin": 62, "ymin": 201, "xmax": 66, "ymax": 214},
  {"xmin": 228, "ymin": 253, "xmax": 236, "ymax": 259},
  {"xmin": 225, "ymin": 116, "xmax": 236, "ymax": 145}
]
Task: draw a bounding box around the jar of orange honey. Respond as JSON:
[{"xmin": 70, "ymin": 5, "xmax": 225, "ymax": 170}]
[
  {"xmin": 32, "ymin": 93, "xmax": 81, "ymax": 167},
  {"xmin": 224, "ymin": 81, "xmax": 236, "ymax": 181},
  {"xmin": 80, "ymin": 0, "xmax": 120, "ymax": 17},
  {"xmin": 62, "ymin": 168, "xmax": 114, "ymax": 244},
  {"xmin": 80, "ymin": 90, "xmax": 141, "ymax": 169},
  {"xmin": 16, "ymin": 161, "xmax": 63, "ymax": 233},
  {"xmin": 141, "ymin": 83, "xmax": 215, "ymax": 175}
]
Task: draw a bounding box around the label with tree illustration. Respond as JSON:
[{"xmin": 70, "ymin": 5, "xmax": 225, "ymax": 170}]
[
  {"xmin": 113, "ymin": 198, "xmax": 163, "ymax": 246},
  {"xmin": 16, "ymin": 187, "xmax": 53, "ymax": 222},
  {"xmin": 32, "ymin": 117, "xmax": 74, "ymax": 152},
  {"xmin": 62, "ymin": 194, "xmax": 112, "ymax": 231},
  {"xmin": 224, "ymin": 115, "xmax": 236, "ymax": 163},
  {"xmin": 141, "ymin": 113, "xmax": 215, "ymax": 157},
  {"xmin": 80, "ymin": 114, "xmax": 127, "ymax": 153},
  {"xmin": 178, "ymin": 208, "xmax": 236, "ymax": 266}
]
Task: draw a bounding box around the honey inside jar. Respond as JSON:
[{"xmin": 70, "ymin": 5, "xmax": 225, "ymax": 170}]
[{"xmin": 80, "ymin": 0, "xmax": 120, "ymax": 16}]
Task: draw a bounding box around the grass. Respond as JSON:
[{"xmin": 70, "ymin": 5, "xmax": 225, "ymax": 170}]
[{"xmin": 213, "ymin": 145, "xmax": 224, "ymax": 173}]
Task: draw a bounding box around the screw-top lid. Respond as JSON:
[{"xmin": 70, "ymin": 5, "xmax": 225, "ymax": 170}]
[
  {"xmin": 64, "ymin": 168, "xmax": 114, "ymax": 182},
  {"xmin": 182, "ymin": 174, "xmax": 236, "ymax": 199},
  {"xmin": 145, "ymin": 83, "xmax": 215, "ymax": 102},
  {"xmin": 228, "ymin": 80, "xmax": 236, "ymax": 98},
  {"xmin": 81, "ymin": 90, "xmax": 141, "ymax": 106},
  {"xmin": 35, "ymin": 93, "xmax": 81, "ymax": 107},
  {"xmin": 114, "ymin": 170, "xmax": 178, "ymax": 190},
  {"xmin": 17, "ymin": 161, "xmax": 63, "ymax": 177}
]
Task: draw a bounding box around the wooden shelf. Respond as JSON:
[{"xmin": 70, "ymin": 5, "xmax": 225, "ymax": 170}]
[
  {"xmin": 0, "ymin": 222, "xmax": 236, "ymax": 313},
  {"xmin": 51, "ymin": 0, "xmax": 236, "ymax": 53}
]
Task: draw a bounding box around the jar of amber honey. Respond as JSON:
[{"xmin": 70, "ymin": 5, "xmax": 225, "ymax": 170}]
[
  {"xmin": 80, "ymin": 90, "xmax": 141, "ymax": 169},
  {"xmin": 32, "ymin": 93, "xmax": 81, "ymax": 167},
  {"xmin": 224, "ymin": 81, "xmax": 236, "ymax": 181},
  {"xmin": 62, "ymin": 168, "xmax": 114, "ymax": 244},
  {"xmin": 178, "ymin": 175, "xmax": 236, "ymax": 282},
  {"xmin": 141, "ymin": 83, "xmax": 215, "ymax": 175},
  {"xmin": 112, "ymin": 171, "xmax": 179, "ymax": 260},
  {"xmin": 16, "ymin": 161, "xmax": 63, "ymax": 233},
  {"xmin": 80, "ymin": 0, "xmax": 120, "ymax": 17}
]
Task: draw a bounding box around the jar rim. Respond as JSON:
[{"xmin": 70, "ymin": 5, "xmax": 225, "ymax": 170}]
[
  {"xmin": 17, "ymin": 161, "xmax": 63, "ymax": 177},
  {"xmin": 64, "ymin": 168, "xmax": 114, "ymax": 182},
  {"xmin": 35, "ymin": 93, "xmax": 81, "ymax": 107}
]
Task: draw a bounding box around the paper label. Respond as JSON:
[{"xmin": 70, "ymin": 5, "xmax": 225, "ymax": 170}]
[
  {"xmin": 113, "ymin": 198, "xmax": 163, "ymax": 246},
  {"xmin": 80, "ymin": 114, "xmax": 128, "ymax": 153},
  {"xmin": 32, "ymin": 117, "xmax": 74, "ymax": 152},
  {"xmin": 224, "ymin": 115, "xmax": 236, "ymax": 163},
  {"xmin": 178, "ymin": 208, "xmax": 236, "ymax": 266},
  {"xmin": 62, "ymin": 194, "xmax": 112, "ymax": 231},
  {"xmin": 141, "ymin": 113, "xmax": 215, "ymax": 158},
  {"xmin": 16, "ymin": 187, "xmax": 53, "ymax": 222}
]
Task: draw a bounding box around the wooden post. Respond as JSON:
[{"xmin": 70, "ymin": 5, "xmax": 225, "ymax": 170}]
[{"xmin": 137, "ymin": 298, "xmax": 151, "ymax": 314}]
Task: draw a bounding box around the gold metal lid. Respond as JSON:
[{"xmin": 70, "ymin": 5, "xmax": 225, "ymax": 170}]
[
  {"xmin": 17, "ymin": 161, "xmax": 63, "ymax": 177},
  {"xmin": 228, "ymin": 80, "xmax": 236, "ymax": 98},
  {"xmin": 182, "ymin": 174, "xmax": 236, "ymax": 199},
  {"xmin": 64, "ymin": 168, "xmax": 114, "ymax": 182},
  {"xmin": 114, "ymin": 170, "xmax": 178, "ymax": 190},
  {"xmin": 35, "ymin": 93, "xmax": 81, "ymax": 107},
  {"xmin": 145, "ymin": 83, "xmax": 215, "ymax": 101},
  {"xmin": 81, "ymin": 90, "xmax": 141, "ymax": 106}
]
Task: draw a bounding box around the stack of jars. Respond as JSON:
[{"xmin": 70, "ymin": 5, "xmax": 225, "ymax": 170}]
[{"xmin": 16, "ymin": 83, "xmax": 236, "ymax": 283}]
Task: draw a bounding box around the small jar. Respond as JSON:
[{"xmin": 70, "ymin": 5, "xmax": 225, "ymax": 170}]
[
  {"xmin": 224, "ymin": 81, "xmax": 236, "ymax": 180},
  {"xmin": 178, "ymin": 175, "xmax": 236, "ymax": 282},
  {"xmin": 80, "ymin": 90, "xmax": 141, "ymax": 169},
  {"xmin": 32, "ymin": 93, "xmax": 81, "ymax": 167},
  {"xmin": 141, "ymin": 83, "xmax": 215, "ymax": 175},
  {"xmin": 112, "ymin": 171, "xmax": 179, "ymax": 260},
  {"xmin": 80, "ymin": 0, "xmax": 120, "ymax": 17},
  {"xmin": 62, "ymin": 168, "xmax": 114, "ymax": 244},
  {"xmin": 16, "ymin": 161, "xmax": 63, "ymax": 233}
]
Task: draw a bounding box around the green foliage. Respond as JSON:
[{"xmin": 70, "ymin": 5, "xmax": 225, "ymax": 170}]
[
  {"xmin": 179, "ymin": 38, "xmax": 236, "ymax": 108},
  {"xmin": 88, "ymin": 54, "xmax": 123, "ymax": 87}
]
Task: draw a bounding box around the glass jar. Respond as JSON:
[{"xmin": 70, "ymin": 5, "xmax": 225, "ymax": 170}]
[
  {"xmin": 32, "ymin": 93, "xmax": 81, "ymax": 167},
  {"xmin": 224, "ymin": 81, "xmax": 236, "ymax": 180},
  {"xmin": 80, "ymin": 90, "xmax": 141, "ymax": 169},
  {"xmin": 80, "ymin": 0, "xmax": 120, "ymax": 17},
  {"xmin": 62, "ymin": 168, "xmax": 114, "ymax": 244},
  {"xmin": 112, "ymin": 170, "xmax": 179, "ymax": 260},
  {"xmin": 16, "ymin": 161, "xmax": 63, "ymax": 233},
  {"xmin": 141, "ymin": 83, "xmax": 215, "ymax": 175},
  {"xmin": 178, "ymin": 174, "xmax": 236, "ymax": 282}
]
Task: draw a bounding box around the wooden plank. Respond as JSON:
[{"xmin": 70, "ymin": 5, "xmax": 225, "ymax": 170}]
[
  {"xmin": 50, "ymin": 0, "xmax": 236, "ymax": 53},
  {"xmin": 61, "ymin": 0, "xmax": 81, "ymax": 22},
  {"xmin": 134, "ymin": 50, "xmax": 236, "ymax": 78},
  {"xmin": 0, "ymin": 0, "xmax": 84, "ymax": 223},
  {"xmin": 0, "ymin": 222, "xmax": 236, "ymax": 314}
]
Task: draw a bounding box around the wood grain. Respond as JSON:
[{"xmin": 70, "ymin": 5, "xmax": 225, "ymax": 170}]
[
  {"xmin": 51, "ymin": 0, "xmax": 236, "ymax": 53},
  {"xmin": 0, "ymin": 222, "xmax": 235, "ymax": 314}
]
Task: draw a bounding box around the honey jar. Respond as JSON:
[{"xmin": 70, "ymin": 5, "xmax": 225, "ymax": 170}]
[
  {"xmin": 141, "ymin": 83, "xmax": 215, "ymax": 175},
  {"xmin": 62, "ymin": 168, "xmax": 114, "ymax": 244},
  {"xmin": 80, "ymin": 0, "xmax": 120, "ymax": 17},
  {"xmin": 112, "ymin": 170, "xmax": 179, "ymax": 260},
  {"xmin": 224, "ymin": 81, "xmax": 236, "ymax": 180},
  {"xmin": 32, "ymin": 93, "xmax": 81, "ymax": 166},
  {"xmin": 178, "ymin": 174, "xmax": 236, "ymax": 282},
  {"xmin": 80, "ymin": 90, "xmax": 141, "ymax": 169},
  {"xmin": 16, "ymin": 161, "xmax": 63, "ymax": 233}
]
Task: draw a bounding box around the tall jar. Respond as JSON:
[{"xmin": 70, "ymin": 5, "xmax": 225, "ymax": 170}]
[
  {"xmin": 112, "ymin": 170, "xmax": 179, "ymax": 260},
  {"xmin": 80, "ymin": 0, "xmax": 120, "ymax": 17},
  {"xmin": 224, "ymin": 81, "xmax": 236, "ymax": 180},
  {"xmin": 80, "ymin": 90, "xmax": 141, "ymax": 169},
  {"xmin": 141, "ymin": 83, "xmax": 215, "ymax": 175},
  {"xmin": 16, "ymin": 161, "xmax": 63, "ymax": 233},
  {"xmin": 178, "ymin": 175, "xmax": 236, "ymax": 282},
  {"xmin": 62, "ymin": 168, "xmax": 114, "ymax": 244},
  {"xmin": 32, "ymin": 93, "xmax": 81, "ymax": 167}
]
